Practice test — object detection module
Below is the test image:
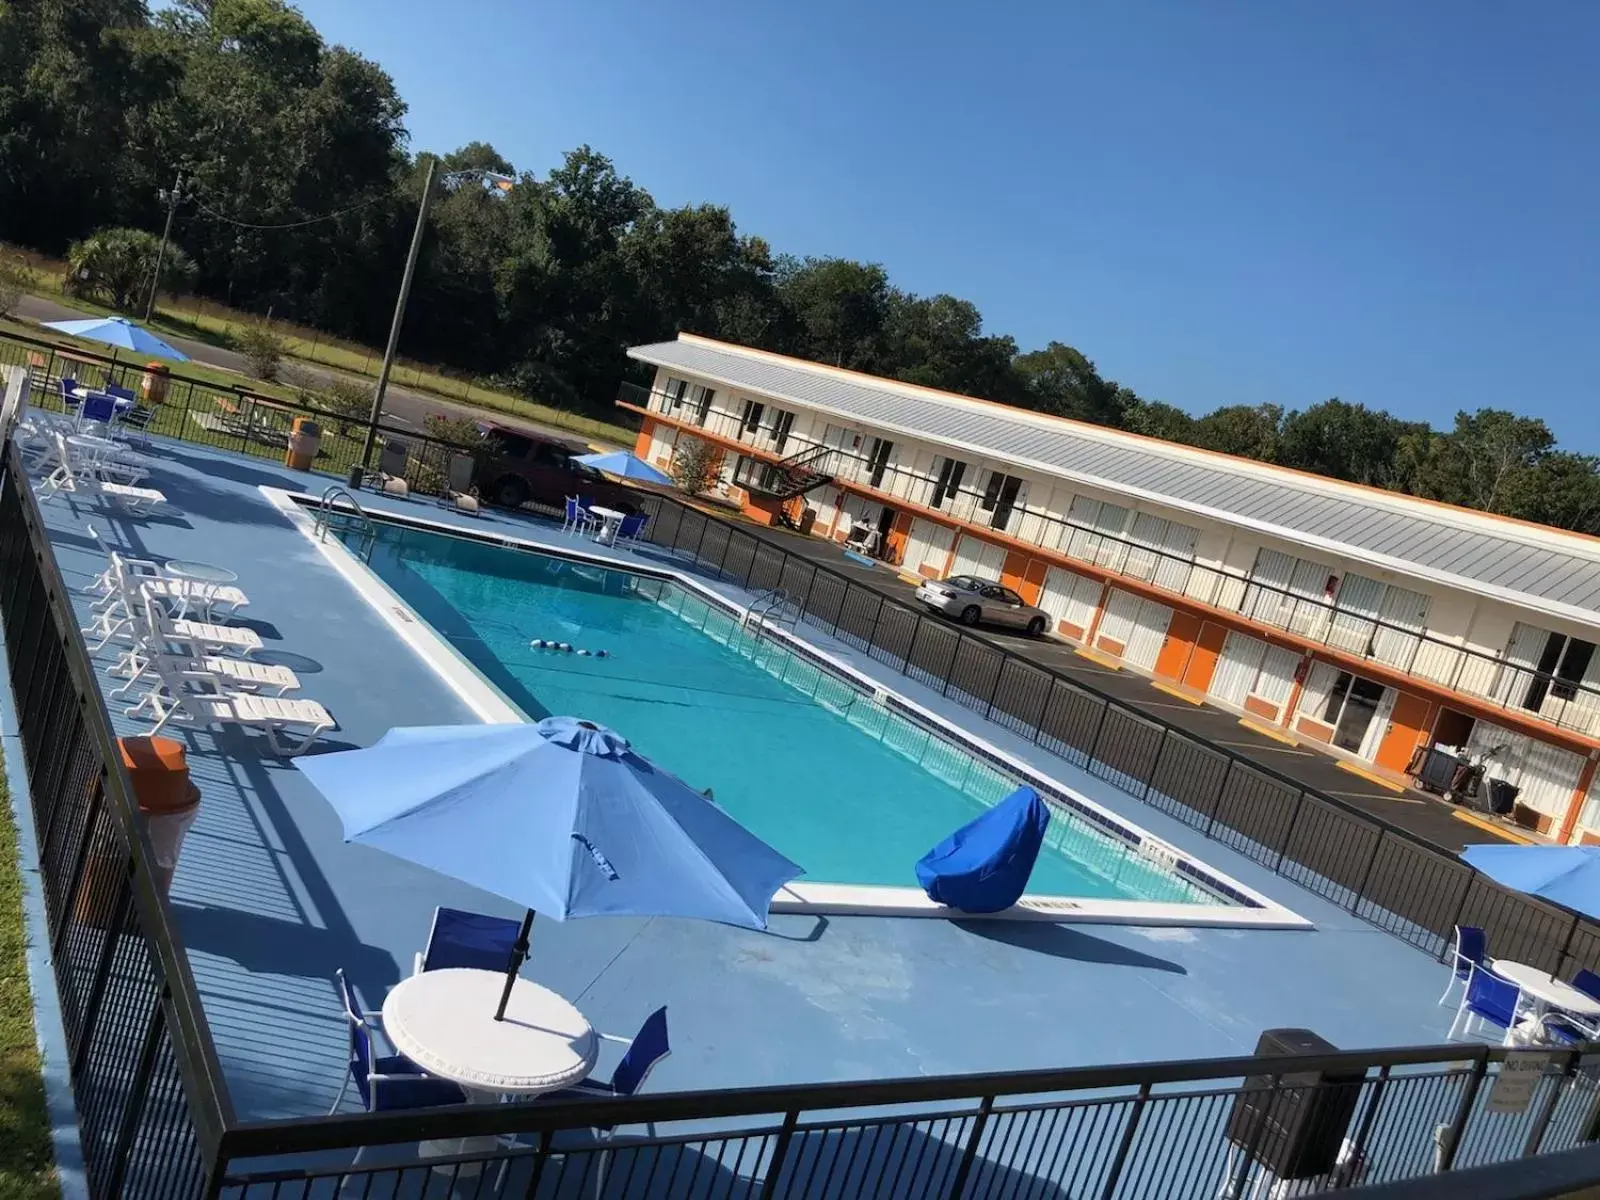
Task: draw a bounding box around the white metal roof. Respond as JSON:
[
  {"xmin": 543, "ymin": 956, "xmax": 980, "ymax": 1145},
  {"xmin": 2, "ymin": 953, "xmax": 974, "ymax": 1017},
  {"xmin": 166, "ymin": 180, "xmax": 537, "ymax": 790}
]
[{"xmin": 628, "ymin": 335, "xmax": 1600, "ymax": 626}]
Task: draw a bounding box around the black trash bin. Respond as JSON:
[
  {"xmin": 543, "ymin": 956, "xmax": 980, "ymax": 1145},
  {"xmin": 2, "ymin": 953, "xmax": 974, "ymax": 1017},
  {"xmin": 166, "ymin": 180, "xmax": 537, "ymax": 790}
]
[{"xmin": 1486, "ymin": 779, "xmax": 1519, "ymax": 815}]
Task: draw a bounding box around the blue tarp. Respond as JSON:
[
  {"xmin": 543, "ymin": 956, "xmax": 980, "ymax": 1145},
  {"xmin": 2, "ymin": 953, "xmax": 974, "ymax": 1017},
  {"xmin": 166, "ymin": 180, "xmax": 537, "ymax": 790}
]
[{"xmin": 915, "ymin": 786, "xmax": 1050, "ymax": 913}]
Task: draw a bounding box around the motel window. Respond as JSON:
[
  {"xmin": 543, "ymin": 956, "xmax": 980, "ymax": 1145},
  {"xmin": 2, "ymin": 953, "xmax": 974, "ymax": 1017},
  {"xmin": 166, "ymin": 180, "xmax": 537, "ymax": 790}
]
[
  {"xmin": 689, "ymin": 384, "xmax": 714, "ymax": 426},
  {"xmin": 771, "ymin": 410, "xmax": 795, "ymax": 453},
  {"xmin": 740, "ymin": 399, "xmax": 765, "ymax": 434},
  {"xmin": 659, "ymin": 377, "xmax": 687, "ymax": 413},
  {"xmin": 1525, "ymin": 631, "xmax": 1598, "ymax": 709},
  {"xmin": 931, "ymin": 457, "xmax": 968, "ymax": 509},
  {"xmin": 867, "ymin": 438, "xmax": 894, "ymax": 488},
  {"xmin": 980, "ymin": 472, "xmax": 1025, "ymax": 532}
]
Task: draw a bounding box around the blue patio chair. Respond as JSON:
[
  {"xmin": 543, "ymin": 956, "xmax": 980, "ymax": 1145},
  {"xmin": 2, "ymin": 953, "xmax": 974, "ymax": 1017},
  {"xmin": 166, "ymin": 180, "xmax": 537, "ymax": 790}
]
[
  {"xmin": 563, "ymin": 495, "xmax": 594, "ymax": 536},
  {"xmin": 1448, "ymin": 964, "xmax": 1521, "ymax": 1042},
  {"xmin": 79, "ymin": 393, "xmax": 117, "ymax": 428},
  {"xmin": 412, "ymin": 905, "xmax": 522, "ymax": 975},
  {"xmin": 329, "ymin": 969, "xmax": 465, "ymax": 1114},
  {"xmin": 105, "ymin": 383, "xmax": 135, "ymax": 402},
  {"xmin": 545, "ymin": 1005, "xmax": 669, "ymax": 1149},
  {"xmin": 1571, "ymin": 969, "xmax": 1600, "ymax": 1004},
  {"xmin": 1438, "ymin": 925, "xmax": 1487, "ymax": 1006},
  {"xmin": 617, "ymin": 512, "xmax": 648, "ymax": 542},
  {"xmin": 59, "ymin": 377, "xmax": 80, "ymax": 410},
  {"xmin": 1536, "ymin": 1010, "xmax": 1600, "ymax": 1046}
]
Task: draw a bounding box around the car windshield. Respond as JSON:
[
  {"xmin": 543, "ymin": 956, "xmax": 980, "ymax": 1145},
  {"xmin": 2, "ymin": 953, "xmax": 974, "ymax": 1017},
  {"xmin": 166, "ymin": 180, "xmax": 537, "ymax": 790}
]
[{"xmin": 945, "ymin": 575, "xmax": 984, "ymax": 590}]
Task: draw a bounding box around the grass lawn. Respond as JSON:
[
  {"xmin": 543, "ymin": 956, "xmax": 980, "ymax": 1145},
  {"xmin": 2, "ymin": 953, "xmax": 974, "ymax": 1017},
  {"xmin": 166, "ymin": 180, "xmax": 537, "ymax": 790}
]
[
  {"xmin": 4, "ymin": 247, "xmax": 635, "ymax": 446},
  {"xmin": 0, "ymin": 753, "xmax": 58, "ymax": 1200}
]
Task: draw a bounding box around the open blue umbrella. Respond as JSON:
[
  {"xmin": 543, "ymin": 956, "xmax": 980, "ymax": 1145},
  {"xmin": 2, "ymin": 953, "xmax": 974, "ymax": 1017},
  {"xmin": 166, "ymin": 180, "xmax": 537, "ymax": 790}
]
[
  {"xmin": 295, "ymin": 716, "xmax": 802, "ymax": 1018},
  {"xmin": 1460, "ymin": 844, "xmax": 1600, "ymax": 919},
  {"xmin": 573, "ymin": 450, "xmax": 673, "ymax": 486},
  {"xmin": 41, "ymin": 316, "xmax": 190, "ymax": 363}
]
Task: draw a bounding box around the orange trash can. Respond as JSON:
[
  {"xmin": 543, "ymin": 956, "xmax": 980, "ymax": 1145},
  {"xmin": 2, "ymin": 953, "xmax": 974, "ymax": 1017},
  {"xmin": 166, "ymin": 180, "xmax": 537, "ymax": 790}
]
[
  {"xmin": 141, "ymin": 362, "xmax": 171, "ymax": 405},
  {"xmin": 77, "ymin": 737, "xmax": 200, "ymax": 925},
  {"xmin": 286, "ymin": 416, "xmax": 322, "ymax": 470}
]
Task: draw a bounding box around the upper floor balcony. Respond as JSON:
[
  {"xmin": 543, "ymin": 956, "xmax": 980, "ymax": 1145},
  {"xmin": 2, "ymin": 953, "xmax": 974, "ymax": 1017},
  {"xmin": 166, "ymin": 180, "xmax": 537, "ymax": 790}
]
[{"xmin": 620, "ymin": 378, "xmax": 1600, "ymax": 745}]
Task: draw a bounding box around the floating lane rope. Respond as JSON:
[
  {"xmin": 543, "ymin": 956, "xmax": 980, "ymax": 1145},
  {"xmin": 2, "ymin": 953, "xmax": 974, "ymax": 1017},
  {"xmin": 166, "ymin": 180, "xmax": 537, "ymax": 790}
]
[{"xmin": 529, "ymin": 638, "xmax": 608, "ymax": 658}]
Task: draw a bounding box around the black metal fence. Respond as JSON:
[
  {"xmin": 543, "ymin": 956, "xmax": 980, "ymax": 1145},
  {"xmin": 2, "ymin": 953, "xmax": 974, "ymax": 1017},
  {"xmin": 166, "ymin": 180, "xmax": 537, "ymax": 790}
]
[
  {"xmin": 0, "ymin": 450, "xmax": 233, "ymax": 1195},
  {"xmin": 10, "ymin": 365, "xmax": 1600, "ymax": 1196},
  {"xmin": 627, "ymin": 492, "xmax": 1600, "ymax": 983},
  {"xmin": 621, "ymin": 380, "xmax": 1600, "ymax": 741},
  {"xmin": 0, "ymin": 328, "xmax": 484, "ymax": 500},
  {"xmin": 209, "ymin": 1040, "xmax": 1600, "ymax": 1197}
]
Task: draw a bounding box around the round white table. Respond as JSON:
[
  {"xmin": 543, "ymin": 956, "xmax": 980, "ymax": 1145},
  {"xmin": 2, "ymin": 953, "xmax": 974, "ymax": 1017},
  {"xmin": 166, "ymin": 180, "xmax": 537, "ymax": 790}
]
[
  {"xmin": 1492, "ymin": 960, "xmax": 1600, "ymax": 1017},
  {"xmin": 70, "ymin": 387, "xmax": 135, "ymax": 410},
  {"xmin": 164, "ymin": 560, "xmax": 238, "ymax": 586},
  {"xmin": 382, "ymin": 967, "xmax": 597, "ymax": 1095},
  {"xmin": 588, "ymin": 504, "xmax": 626, "ymax": 546}
]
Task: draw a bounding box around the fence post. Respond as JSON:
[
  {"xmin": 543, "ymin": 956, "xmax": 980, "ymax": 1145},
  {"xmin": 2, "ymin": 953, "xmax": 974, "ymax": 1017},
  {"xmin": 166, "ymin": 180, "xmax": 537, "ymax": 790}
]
[
  {"xmin": 1557, "ymin": 916, "xmax": 1581, "ymax": 978},
  {"xmin": 1086, "ymin": 697, "xmax": 1113, "ymax": 776},
  {"xmin": 71, "ymin": 870, "xmax": 136, "ymax": 1075},
  {"xmin": 1097, "ymin": 1083, "xmax": 1151, "ymax": 1200},
  {"xmin": 758, "ymin": 1110, "xmax": 801, "ymax": 1200},
  {"xmin": 984, "ymin": 656, "xmax": 1005, "ymax": 721},
  {"xmin": 946, "ymin": 1095, "xmax": 996, "ymax": 1200},
  {"xmin": 1521, "ymin": 1053, "xmax": 1574, "ymax": 1158},
  {"xmin": 940, "ymin": 632, "xmax": 962, "ymax": 698},
  {"xmin": 1351, "ymin": 829, "xmax": 1387, "ymax": 917},
  {"xmin": 1272, "ymin": 789, "xmax": 1308, "ymax": 873},
  {"xmin": 1204, "ymin": 759, "xmax": 1235, "ymax": 838},
  {"xmin": 1141, "ymin": 730, "xmax": 1169, "ymax": 802},
  {"xmin": 1436, "ymin": 1052, "xmax": 1490, "ymax": 1173},
  {"xmin": 1445, "ymin": 869, "xmax": 1478, "ymax": 960}
]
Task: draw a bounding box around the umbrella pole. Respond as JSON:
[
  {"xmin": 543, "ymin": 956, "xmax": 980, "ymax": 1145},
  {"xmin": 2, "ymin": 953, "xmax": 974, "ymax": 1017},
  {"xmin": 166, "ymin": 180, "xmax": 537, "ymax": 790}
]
[{"xmin": 495, "ymin": 909, "xmax": 535, "ymax": 1021}]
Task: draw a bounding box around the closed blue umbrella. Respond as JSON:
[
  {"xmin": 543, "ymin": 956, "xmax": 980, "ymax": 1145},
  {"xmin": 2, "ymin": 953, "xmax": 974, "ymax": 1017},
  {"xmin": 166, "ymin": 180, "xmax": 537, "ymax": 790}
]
[
  {"xmin": 295, "ymin": 716, "xmax": 802, "ymax": 1017},
  {"xmin": 1460, "ymin": 845, "xmax": 1600, "ymax": 919},
  {"xmin": 42, "ymin": 316, "xmax": 190, "ymax": 362},
  {"xmin": 573, "ymin": 450, "xmax": 674, "ymax": 486}
]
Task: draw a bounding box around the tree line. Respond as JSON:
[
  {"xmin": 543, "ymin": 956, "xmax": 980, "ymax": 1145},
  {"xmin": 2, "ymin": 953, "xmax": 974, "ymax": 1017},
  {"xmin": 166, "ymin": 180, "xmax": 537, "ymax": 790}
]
[{"xmin": 4, "ymin": 0, "xmax": 1598, "ymax": 532}]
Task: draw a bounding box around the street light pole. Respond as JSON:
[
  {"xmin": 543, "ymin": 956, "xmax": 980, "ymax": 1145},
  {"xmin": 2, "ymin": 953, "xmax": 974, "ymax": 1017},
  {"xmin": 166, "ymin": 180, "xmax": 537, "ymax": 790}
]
[
  {"xmin": 143, "ymin": 169, "xmax": 183, "ymax": 322},
  {"xmin": 354, "ymin": 155, "xmax": 439, "ymax": 485}
]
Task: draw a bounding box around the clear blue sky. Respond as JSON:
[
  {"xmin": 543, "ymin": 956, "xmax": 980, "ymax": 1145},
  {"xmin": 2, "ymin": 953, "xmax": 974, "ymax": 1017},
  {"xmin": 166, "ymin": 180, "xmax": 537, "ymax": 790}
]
[{"xmin": 296, "ymin": 0, "xmax": 1599, "ymax": 447}]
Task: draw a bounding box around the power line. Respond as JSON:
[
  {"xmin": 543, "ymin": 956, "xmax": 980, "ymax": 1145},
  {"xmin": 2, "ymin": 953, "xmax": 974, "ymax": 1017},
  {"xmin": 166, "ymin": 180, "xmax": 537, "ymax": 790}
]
[{"xmin": 186, "ymin": 183, "xmax": 402, "ymax": 231}]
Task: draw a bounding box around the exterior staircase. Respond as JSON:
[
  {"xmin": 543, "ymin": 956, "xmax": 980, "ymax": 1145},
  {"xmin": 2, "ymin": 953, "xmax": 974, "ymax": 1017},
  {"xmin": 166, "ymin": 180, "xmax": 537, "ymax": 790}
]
[{"xmin": 738, "ymin": 444, "xmax": 837, "ymax": 500}]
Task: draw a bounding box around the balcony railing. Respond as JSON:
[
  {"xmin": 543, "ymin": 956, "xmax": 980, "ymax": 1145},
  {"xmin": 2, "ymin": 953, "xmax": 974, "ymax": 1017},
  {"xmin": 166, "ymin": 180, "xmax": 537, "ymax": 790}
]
[{"xmin": 625, "ymin": 382, "xmax": 1600, "ymax": 741}]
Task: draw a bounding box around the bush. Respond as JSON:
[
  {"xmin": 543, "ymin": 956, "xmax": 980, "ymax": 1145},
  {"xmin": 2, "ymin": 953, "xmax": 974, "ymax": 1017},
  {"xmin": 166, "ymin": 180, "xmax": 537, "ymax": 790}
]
[
  {"xmin": 62, "ymin": 227, "xmax": 195, "ymax": 312},
  {"xmin": 424, "ymin": 414, "xmax": 499, "ymax": 458},
  {"xmin": 236, "ymin": 323, "xmax": 287, "ymax": 381},
  {"xmin": 0, "ymin": 256, "xmax": 25, "ymax": 319},
  {"xmin": 310, "ymin": 377, "xmax": 371, "ymax": 436},
  {"xmin": 669, "ymin": 435, "xmax": 723, "ymax": 496}
]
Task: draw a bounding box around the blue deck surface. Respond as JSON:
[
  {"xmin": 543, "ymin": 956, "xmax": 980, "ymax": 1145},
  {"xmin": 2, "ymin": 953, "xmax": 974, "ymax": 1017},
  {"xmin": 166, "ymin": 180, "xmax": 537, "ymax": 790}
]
[{"xmin": 28, "ymin": 435, "xmax": 1470, "ymax": 1123}]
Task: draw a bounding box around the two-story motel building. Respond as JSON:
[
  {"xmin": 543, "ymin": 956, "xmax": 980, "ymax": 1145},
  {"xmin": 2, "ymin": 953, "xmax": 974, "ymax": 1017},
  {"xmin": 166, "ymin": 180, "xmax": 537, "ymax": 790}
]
[{"xmin": 620, "ymin": 333, "xmax": 1600, "ymax": 843}]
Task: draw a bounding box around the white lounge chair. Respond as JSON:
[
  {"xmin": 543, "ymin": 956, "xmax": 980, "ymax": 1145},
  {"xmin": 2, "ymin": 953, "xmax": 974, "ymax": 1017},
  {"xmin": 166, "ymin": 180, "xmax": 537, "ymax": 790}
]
[
  {"xmin": 89, "ymin": 585, "xmax": 261, "ymax": 658},
  {"xmin": 440, "ymin": 453, "xmax": 479, "ymax": 515},
  {"xmin": 124, "ymin": 657, "xmax": 334, "ymax": 757},
  {"xmin": 86, "ymin": 543, "xmax": 248, "ymax": 622}
]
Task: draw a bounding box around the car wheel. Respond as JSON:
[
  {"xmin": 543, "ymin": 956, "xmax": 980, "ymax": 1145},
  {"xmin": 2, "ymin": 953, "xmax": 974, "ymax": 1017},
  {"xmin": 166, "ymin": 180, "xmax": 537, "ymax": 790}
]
[
  {"xmin": 1026, "ymin": 616, "xmax": 1047, "ymax": 638},
  {"xmin": 492, "ymin": 477, "xmax": 529, "ymax": 509},
  {"xmin": 959, "ymin": 605, "xmax": 982, "ymax": 626}
]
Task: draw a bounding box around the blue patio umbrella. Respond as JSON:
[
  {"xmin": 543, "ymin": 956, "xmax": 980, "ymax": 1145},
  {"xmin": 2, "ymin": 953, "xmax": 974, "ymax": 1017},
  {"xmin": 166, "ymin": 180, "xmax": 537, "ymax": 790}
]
[
  {"xmin": 41, "ymin": 316, "xmax": 190, "ymax": 363},
  {"xmin": 572, "ymin": 450, "xmax": 674, "ymax": 486},
  {"xmin": 294, "ymin": 716, "xmax": 802, "ymax": 1018},
  {"xmin": 1460, "ymin": 844, "xmax": 1600, "ymax": 920}
]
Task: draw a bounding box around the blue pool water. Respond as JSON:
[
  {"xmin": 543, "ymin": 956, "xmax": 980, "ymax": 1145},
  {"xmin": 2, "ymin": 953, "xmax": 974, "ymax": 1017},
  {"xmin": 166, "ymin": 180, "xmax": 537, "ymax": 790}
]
[{"xmin": 346, "ymin": 523, "xmax": 1226, "ymax": 904}]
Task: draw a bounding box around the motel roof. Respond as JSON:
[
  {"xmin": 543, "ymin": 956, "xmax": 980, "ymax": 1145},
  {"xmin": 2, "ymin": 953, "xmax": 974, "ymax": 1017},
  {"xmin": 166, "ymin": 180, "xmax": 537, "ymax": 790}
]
[{"xmin": 629, "ymin": 334, "xmax": 1600, "ymax": 628}]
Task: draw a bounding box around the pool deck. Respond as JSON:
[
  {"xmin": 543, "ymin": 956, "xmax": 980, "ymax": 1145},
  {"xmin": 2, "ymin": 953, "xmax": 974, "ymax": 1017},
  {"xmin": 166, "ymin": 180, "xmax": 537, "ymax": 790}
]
[{"xmin": 27, "ymin": 435, "xmax": 1475, "ymax": 1124}]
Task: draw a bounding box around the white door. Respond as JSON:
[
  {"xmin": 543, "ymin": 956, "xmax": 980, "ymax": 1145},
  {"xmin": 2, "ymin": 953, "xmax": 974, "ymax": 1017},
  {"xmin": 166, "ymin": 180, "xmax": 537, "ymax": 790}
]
[
  {"xmin": 645, "ymin": 423, "xmax": 677, "ymax": 468},
  {"xmin": 1518, "ymin": 740, "xmax": 1586, "ymax": 821},
  {"xmin": 1357, "ymin": 689, "xmax": 1397, "ymax": 761},
  {"xmin": 1372, "ymin": 585, "xmax": 1430, "ymax": 668},
  {"xmin": 1245, "ymin": 550, "xmax": 1297, "ymax": 626},
  {"xmin": 1492, "ymin": 623, "xmax": 1547, "ymax": 706},
  {"xmin": 1124, "ymin": 596, "xmax": 1175, "ymax": 671},
  {"xmin": 1328, "ymin": 573, "xmax": 1383, "ymax": 655},
  {"xmin": 814, "ymin": 486, "xmax": 842, "ymax": 533},
  {"xmin": 1210, "ymin": 632, "xmax": 1268, "ymax": 707},
  {"xmin": 902, "ymin": 518, "xmax": 956, "ymax": 577},
  {"xmin": 1037, "ymin": 566, "xmax": 1102, "ymax": 634},
  {"xmin": 951, "ymin": 535, "xmax": 1007, "ymax": 580},
  {"xmin": 1252, "ymin": 645, "xmax": 1302, "ymax": 712},
  {"xmin": 1096, "ymin": 589, "xmax": 1171, "ymax": 670}
]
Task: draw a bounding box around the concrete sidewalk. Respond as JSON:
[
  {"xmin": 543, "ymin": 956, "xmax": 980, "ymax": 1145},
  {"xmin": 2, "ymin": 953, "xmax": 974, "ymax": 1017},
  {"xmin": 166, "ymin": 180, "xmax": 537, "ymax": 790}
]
[{"xmin": 734, "ymin": 517, "xmax": 1500, "ymax": 854}]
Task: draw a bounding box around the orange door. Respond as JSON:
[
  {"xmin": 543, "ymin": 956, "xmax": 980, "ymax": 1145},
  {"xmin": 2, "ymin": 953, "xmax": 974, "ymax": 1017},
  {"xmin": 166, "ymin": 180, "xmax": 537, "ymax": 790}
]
[
  {"xmin": 1153, "ymin": 612, "xmax": 1202, "ymax": 681},
  {"xmin": 1374, "ymin": 692, "xmax": 1433, "ymax": 775},
  {"xmin": 1182, "ymin": 622, "xmax": 1229, "ymax": 693}
]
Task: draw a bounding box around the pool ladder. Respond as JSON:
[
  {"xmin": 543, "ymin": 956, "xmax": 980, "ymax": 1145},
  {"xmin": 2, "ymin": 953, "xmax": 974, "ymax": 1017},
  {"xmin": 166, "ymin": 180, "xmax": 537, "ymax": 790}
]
[
  {"xmin": 313, "ymin": 485, "xmax": 377, "ymax": 560},
  {"xmin": 742, "ymin": 588, "xmax": 800, "ymax": 638}
]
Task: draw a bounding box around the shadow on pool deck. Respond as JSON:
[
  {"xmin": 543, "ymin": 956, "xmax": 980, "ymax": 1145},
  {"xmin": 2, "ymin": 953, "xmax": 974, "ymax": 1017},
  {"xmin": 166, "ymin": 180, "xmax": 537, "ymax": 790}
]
[{"xmin": 25, "ymin": 434, "xmax": 1479, "ymax": 1123}]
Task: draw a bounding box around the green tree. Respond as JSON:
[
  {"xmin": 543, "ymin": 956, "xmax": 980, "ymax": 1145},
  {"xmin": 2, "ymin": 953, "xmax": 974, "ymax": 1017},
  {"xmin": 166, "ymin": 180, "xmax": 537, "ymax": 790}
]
[
  {"xmin": 63, "ymin": 227, "xmax": 196, "ymax": 310},
  {"xmin": 1013, "ymin": 342, "xmax": 1127, "ymax": 426},
  {"xmin": 1124, "ymin": 399, "xmax": 1198, "ymax": 444},
  {"xmin": 773, "ymin": 257, "xmax": 891, "ymax": 371},
  {"xmin": 1278, "ymin": 399, "xmax": 1428, "ymax": 489},
  {"xmin": 669, "ymin": 435, "xmax": 723, "ymax": 496},
  {"xmin": 1414, "ymin": 408, "xmax": 1557, "ymax": 513},
  {"xmin": 1193, "ymin": 404, "xmax": 1284, "ymax": 462}
]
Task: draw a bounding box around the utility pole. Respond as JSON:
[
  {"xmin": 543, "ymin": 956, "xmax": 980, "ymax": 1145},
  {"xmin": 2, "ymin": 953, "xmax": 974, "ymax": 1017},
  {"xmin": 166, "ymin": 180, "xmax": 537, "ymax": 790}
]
[
  {"xmin": 143, "ymin": 170, "xmax": 184, "ymax": 322},
  {"xmin": 354, "ymin": 156, "xmax": 439, "ymax": 486}
]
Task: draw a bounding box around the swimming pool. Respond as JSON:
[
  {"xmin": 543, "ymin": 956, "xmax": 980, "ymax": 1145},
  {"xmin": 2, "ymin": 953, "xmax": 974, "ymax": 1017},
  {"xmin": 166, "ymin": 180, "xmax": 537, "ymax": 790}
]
[{"xmin": 335, "ymin": 519, "xmax": 1240, "ymax": 910}]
